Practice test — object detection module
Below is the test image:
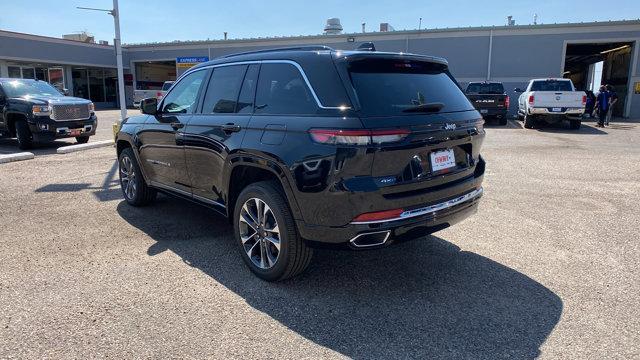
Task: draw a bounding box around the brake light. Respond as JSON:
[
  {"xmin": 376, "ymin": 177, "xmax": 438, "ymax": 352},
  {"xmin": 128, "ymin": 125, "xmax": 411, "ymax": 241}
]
[
  {"xmin": 156, "ymin": 92, "xmax": 163, "ymax": 98},
  {"xmin": 528, "ymin": 95, "xmax": 535, "ymax": 105},
  {"xmin": 352, "ymin": 208, "xmax": 404, "ymax": 223},
  {"xmin": 505, "ymin": 96, "xmax": 510, "ymax": 108},
  {"xmin": 582, "ymin": 95, "xmax": 587, "ymax": 105},
  {"xmin": 309, "ymin": 129, "xmax": 410, "ymax": 145}
]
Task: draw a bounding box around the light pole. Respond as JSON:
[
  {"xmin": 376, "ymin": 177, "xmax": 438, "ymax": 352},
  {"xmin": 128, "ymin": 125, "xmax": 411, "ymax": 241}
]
[{"xmin": 78, "ymin": 0, "xmax": 127, "ymax": 130}]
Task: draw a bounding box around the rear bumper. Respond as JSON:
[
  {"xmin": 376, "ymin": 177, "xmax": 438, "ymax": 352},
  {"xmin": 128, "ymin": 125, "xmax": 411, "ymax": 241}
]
[
  {"xmin": 528, "ymin": 107, "xmax": 584, "ymax": 118},
  {"xmin": 297, "ymin": 160, "xmax": 485, "ymax": 248},
  {"xmin": 477, "ymin": 108, "xmax": 508, "ymax": 118}
]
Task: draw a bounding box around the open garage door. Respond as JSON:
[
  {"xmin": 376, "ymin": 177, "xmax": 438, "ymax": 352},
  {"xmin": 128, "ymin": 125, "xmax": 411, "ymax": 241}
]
[
  {"xmin": 563, "ymin": 42, "xmax": 634, "ymax": 117},
  {"xmin": 134, "ymin": 60, "xmax": 176, "ymax": 90}
]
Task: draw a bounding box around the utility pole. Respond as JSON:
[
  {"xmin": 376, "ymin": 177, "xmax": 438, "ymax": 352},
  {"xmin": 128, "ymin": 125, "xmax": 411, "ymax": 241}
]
[
  {"xmin": 78, "ymin": 0, "xmax": 127, "ymax": 135},
  {"xmin": 112, "ymin": 0, "xmax": 127, "ymax": 124},
  {"xmin": 419, "ymin": 17, "xmax": 422, "ymax": 31}
]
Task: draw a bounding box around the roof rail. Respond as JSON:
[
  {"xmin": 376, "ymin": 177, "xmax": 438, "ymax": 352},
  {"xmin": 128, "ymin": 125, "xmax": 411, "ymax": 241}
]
[{"xmin": 221, "ymin": 45, "xmax": 334, "ymax": 58}]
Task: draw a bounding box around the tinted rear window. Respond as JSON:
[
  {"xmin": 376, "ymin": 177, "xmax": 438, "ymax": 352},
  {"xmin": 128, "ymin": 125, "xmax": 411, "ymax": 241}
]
[
  {"xmin": 348, "ymin": 59, "xmax": 474, "ymax": 116},
  {"xmin": 466, "ymin": 82, "xmax": 504, "ymax": 94},
  {"xmin": 530, "ymin": 80, "xmax": 573, "ymax": 92}
]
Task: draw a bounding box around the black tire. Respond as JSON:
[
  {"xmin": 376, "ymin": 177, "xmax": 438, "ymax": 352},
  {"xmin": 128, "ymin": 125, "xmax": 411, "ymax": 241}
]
[
  {"xmin": 76, "ymin": 136, "xmax": 90, "ymax": 144},
  {"xmin": 523, "ymin": 115, "xmax": 536, "ymax": 129},
  {"xmin": 118, "ymin": 147, "xmax": 156, "ymax": 206},
  {"xmin": 569, "ymin": 119, "xmax": 581, "ymax": 130},
  {"xmin": 234, "ymin": 181, "xmax": 312, "ymax": 281},
  {"xmin": 499, "ymin": 117, "xmax": 508, "ymax": 126},
  {"xmin": 15, "ymin": 120, "xmax": 33, "ymax": 150}
]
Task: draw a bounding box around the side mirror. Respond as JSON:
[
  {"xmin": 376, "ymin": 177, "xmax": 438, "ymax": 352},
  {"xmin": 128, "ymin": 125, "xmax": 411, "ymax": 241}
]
[
  {"xmin": 140, "ymin": 97, "xmax": 158, "ymax": 115},
  {"xmin": 514, "ymin": 88, "xmax": 524, "ymax": 93}
]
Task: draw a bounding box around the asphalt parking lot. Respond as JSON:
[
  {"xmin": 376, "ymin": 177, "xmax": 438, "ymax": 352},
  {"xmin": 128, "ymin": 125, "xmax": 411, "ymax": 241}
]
[{"xmin": 0, "ymin": 110, "xmax": 639, "ymax": 359}]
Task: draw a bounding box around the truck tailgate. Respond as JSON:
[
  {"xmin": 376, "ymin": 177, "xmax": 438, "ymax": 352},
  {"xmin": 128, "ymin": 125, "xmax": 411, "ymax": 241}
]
[{"xmin": 532, "ymin": 92, "xmax": 583, "ymax": 108}]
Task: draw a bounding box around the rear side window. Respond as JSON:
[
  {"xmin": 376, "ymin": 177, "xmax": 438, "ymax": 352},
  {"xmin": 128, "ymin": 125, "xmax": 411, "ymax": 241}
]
[
  {"xmin": 237, "ymin": 64, "xmax": 260, "ymax": 114},
  {"xmin": 255, "ymin": 63, "xmax": 317, "ymax": 115},
  {"xmin": 348, "ymin": 59, "xmax": 474, "ymax": 116},
  {"xmin": 530, "ymin": 80, "xmax": 573, "ymax": 92},
  {"xmin": 466, "ymin": 82, "xmax": 504, "ymax": 94},
  {"xmin": 201, "ymin": 65, "xmax": 247, "ymax": 114}
]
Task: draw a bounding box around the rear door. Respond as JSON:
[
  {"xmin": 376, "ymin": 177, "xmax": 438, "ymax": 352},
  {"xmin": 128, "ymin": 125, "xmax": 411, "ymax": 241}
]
[
  {"xmin": 183, "ymin": 64, "xmax": 257, "ymax": 206},
  {"xmin": 138, "ymin": 69, "xmax": 208, "ymax": 194}
]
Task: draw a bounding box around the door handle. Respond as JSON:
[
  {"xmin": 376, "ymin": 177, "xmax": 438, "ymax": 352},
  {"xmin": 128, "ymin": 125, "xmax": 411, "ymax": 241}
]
[
  {"xmin": 170, "ymin": 122, "xmax": 184, "ymax": 130},
  {"xmin": 221, "ymin": 123, "xmax": 241, "ymax": 133}
]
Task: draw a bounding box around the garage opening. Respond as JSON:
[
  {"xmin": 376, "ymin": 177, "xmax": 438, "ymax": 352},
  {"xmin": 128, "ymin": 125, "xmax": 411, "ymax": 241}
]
[
  {"xmin": 134, "ymin": 60, "xmax": 176, "ymax": 90},
  {"xmin": 563, "ymin": 42, "xmax": 634, "ymax": 117}
]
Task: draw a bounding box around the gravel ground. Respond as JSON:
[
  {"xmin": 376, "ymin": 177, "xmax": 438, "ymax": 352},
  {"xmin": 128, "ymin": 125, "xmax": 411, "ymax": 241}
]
[{"xmin": 0, "ymin": 111, "xmax": 638, "ymax": 359}]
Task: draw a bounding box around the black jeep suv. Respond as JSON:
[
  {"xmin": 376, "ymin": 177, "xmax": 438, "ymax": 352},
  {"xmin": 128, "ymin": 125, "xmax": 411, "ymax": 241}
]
[
  {"xmin": 0, "ymin": 79, "xmax": 96, "ymax": 149},
  {"xmin": 116, "ymin": 46, "xmax": 485, "ymax": 281}
]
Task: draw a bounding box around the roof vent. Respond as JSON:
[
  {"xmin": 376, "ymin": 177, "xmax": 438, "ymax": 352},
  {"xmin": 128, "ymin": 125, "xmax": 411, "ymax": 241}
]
[
  {"xmin": 380, "ymin": 23, "xmax": 395, "ymax": 32},
  {"xmin": 324, "ymin": 18, "xmax": 343, "ymax": 35}
]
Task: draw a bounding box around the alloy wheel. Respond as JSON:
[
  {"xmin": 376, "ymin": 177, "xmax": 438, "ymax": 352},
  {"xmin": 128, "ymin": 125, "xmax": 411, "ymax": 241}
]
[
  {"xmin": 238, "ymin": 197, "xmax": 281, "ymax": 269},
  {"xmin": 120, "ymin": 156, "xmax": 137, "ymax": 200}
]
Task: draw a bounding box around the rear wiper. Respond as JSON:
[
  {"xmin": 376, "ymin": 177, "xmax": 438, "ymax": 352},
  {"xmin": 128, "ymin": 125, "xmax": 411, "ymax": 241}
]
[{"xmin": 402, "ymin": 102, "xmax": 444, "ymax": 113}]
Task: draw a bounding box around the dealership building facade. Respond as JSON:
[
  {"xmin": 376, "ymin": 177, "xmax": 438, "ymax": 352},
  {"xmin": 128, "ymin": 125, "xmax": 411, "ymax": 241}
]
[{"xmin": 1, "ymin": 20, "xmax": 639, "ymax": 117}]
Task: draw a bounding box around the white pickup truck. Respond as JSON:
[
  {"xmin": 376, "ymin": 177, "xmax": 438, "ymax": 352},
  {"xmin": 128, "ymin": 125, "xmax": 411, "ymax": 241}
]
[
  {"xmin": 133, "ymin": 81, "xmax": 174, "ymax": 108},
  {"xmin": 516, "ymin": 78, "xmax": 586, "ymax": 129}
]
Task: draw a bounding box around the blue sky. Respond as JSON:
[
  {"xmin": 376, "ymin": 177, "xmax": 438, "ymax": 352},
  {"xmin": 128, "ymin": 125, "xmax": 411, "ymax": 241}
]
[{"xmin": 0, "ymin": 0, "xmax": 638, "ymax": 44}]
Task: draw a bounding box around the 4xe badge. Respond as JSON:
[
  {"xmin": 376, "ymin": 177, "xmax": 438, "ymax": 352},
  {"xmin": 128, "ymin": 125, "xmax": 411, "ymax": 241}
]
[{"xmin": 443, "ymin": 123, "xmax": 457, "ymax": 130}]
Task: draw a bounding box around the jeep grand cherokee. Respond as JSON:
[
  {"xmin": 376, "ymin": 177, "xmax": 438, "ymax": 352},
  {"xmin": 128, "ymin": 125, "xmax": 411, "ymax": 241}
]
[{"xmin": 115, "ymin": 46, "xmax": 486, "ymax": 281}]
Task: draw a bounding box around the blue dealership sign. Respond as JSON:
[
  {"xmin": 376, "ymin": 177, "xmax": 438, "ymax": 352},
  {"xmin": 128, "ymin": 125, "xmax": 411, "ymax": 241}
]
[{"xmin": 176, "ymin": 56, "xmax": 209, "ymax": 68}]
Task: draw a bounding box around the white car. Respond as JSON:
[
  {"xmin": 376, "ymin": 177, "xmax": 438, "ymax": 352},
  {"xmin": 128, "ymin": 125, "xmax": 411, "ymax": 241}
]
[
  {"xmin": 515, "ymin": 78, "xmax": 586, "ymax": 129},
  {"xmin": 133, "ymin": 81, "xmax": 174, "ymax": 108}
]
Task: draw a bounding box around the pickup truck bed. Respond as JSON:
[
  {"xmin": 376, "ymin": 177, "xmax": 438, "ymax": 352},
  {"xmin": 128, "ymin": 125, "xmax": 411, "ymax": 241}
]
[{"xmin": 517, "ymin": 79, "xmax": 585, "ymax": 129}]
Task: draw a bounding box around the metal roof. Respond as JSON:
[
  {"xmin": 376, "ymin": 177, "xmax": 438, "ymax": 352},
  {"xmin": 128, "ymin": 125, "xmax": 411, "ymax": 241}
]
[{"xmin": 123, "ymin": 19, "xmax": 640, "ymax": 48}]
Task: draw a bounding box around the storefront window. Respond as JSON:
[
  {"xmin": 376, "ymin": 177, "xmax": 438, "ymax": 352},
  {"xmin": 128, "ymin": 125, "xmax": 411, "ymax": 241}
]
[
  {"xmin": 89, "ymin": 69, "xmax": 105, "ymax": 102},
  {"xmin": 21, "ymin": 67, "xmax": 35, "ymax": 79},
  {"xmin": 35, "ymin": 68, "xmax": 48, "ymax": 81},
  {"xmin": 48, "ymin": 68, "xmax": 64, "ymax": 91},
  {"xmin": 72, "ymin": 68, "xmax": 89, "ymax": 99},
  {"xmin": 8, "ymin": 66, "xmax": 21, "ymax": 78},
  {"xmin": 104, "ymin": 69, "xmax": 118, "ymax": 103}
]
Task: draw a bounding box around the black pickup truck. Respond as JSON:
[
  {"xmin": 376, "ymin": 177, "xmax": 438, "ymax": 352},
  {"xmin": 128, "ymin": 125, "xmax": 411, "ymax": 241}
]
[
  {"xmin": 0, "ymin": 78, "xmax": 97, "ymax": 149},
  {"xmin": 465, "ymin": 81, "xmax": 509, "ymax": 125}
]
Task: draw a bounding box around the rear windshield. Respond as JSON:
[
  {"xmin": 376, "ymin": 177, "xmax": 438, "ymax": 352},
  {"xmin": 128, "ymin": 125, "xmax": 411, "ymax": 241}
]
[
  {"xmin": 466, "ymin": 82, "xmax": 504, "ymax": 94},
  {"xmin": 348, "ymin": 58, "xmax": 474, "ymax": 116},
  {"xmin": 530, "ymin": 80, "xmax": 573, "ymax": 92}
]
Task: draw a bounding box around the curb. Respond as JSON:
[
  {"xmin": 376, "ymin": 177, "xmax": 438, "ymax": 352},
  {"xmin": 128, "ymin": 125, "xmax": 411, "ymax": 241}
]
[
  {"xmin": 0, "ymin": 152, "xmax": 35, "ymax": 164},
  {"xmin": 57, "ymin": 140, "xmax": 115, "ymax": 154}
]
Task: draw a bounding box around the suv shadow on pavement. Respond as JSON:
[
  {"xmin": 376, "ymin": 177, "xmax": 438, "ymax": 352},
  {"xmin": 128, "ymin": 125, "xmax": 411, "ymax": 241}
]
[{"xmin": 116, "ymin": 197, "xmax": 562, "ymax": 359}]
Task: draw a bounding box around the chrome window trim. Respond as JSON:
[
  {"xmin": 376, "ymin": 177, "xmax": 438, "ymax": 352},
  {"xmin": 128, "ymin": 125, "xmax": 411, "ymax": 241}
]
[
  {"xmin": 350, "ymin": 187, "xmax": 483, "ymax": 225},
  {"xmin": 192, "ymin": 60, "xmax": 350, "ymax": 110}
]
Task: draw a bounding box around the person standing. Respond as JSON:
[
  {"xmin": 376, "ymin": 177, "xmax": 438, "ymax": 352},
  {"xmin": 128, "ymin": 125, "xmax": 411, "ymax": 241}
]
[
  {"xmin": 605, "ymin": 85, "xmax": 618, "ymax": 126},
  {"xmin": 595, "ymin": 85, "xmax": 609, "ymax": 127}
]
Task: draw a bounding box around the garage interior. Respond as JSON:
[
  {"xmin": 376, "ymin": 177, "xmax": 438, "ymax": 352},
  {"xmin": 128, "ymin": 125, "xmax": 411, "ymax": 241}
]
[
  {"xmin": 134, "ymin": 60, "xmax": 176, "ymax": 90},
  {"xmin": 563, "ymin": 42, "xmax": 634, "ymax": 117}
]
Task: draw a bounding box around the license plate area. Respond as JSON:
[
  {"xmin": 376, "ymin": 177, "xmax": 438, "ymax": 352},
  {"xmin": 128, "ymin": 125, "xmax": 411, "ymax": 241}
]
[
  {"xmin": 430, "ymin": 149, "xmax": 456, "ymax": 173},
  {"xmin": 552, "ymin": 107, "xmax": 562, "ymax": 112}
]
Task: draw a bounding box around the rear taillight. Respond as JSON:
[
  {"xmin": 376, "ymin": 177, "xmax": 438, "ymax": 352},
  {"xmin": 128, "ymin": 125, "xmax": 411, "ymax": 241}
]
[
  {"xmin": 352, "ymin": 208, "xmax": 404, "ymax": 223},
  {"xmin": 582, "ymin": 95, "xmax": 587, "ymax": 105},
  {"xmin": 309, "ymin": 129, "xmax": 410, "ymax": 145},
  {"xmin": 505, "ymin": 96, "xmax": 510, "ymax": 108},
  {"xmin": 156, "ymin": 92, "xmax": 163, "ymax": 98},
  {"xmin": 528, "ymin": 95, "xmax": 535, "ymax": 105}
]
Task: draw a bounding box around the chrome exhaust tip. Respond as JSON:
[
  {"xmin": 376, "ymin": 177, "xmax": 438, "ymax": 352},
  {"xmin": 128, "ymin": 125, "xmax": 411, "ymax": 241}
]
[{"xmin": 349, "ymin": 230, "xmax": 391, "ymax": 248}]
